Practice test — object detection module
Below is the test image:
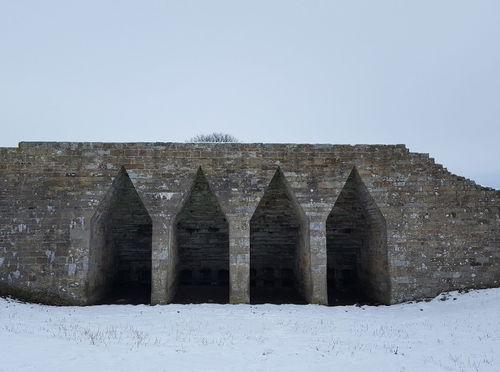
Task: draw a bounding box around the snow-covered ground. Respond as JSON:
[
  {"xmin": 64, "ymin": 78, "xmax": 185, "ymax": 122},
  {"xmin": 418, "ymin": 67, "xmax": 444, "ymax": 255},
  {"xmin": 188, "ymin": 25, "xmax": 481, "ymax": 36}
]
[{"xmin": 1, "ymin": 289, "xmax": 499, "ymax": 372}]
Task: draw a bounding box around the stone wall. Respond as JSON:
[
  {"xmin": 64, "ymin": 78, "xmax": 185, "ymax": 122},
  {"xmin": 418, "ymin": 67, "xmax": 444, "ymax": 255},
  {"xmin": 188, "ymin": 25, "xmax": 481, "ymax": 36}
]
[{"xmin": 0, "ymin": 142, "xmax": 498, "ymax": 305}]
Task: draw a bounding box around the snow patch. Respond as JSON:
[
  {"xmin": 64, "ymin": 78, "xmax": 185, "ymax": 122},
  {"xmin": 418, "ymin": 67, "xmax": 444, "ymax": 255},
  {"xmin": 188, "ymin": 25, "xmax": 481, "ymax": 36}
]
[
  {"xmin": 7, "ymin": 270, "xmax": 21, "ymax": 283},
  {"xmin": 68, "ymin": 263, "xmax": 77, "ymax": 276},
  {"xmin": 45, "ymin": 250, "xmax": 55, "ymax": 263},
  {"xmin": 153, "ymin": 192, "xmax": 175, "ymax": 200},
  {"xmin": 0, "ymin": 289, "xmax": 499, "ymax": 371}
]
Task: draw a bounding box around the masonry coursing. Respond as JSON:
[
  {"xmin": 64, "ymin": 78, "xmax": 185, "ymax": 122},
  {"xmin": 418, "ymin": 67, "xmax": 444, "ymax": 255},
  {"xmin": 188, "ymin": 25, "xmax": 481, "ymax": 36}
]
[{"xmin": 0, "ymin": 142, "xmax": 498, "ymax": 305}]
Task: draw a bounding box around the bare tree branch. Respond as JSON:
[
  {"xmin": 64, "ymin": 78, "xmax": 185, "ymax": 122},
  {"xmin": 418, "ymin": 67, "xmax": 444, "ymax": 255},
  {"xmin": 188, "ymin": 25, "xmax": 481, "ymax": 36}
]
[{"xmin": 187, "ymin": 133, "xmax": 239, "ymax": 143}]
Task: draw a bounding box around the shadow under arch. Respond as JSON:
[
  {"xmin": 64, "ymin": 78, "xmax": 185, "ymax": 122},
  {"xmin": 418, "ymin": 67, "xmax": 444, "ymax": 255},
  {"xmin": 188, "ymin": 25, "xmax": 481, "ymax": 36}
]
[
  {"xmin": 250, "ymin": 167, "xmax": 310, "ymax": 304},
  {"xmin": 171, "ymin": 167, "xmax": 230, "ymax": 304},
  {"xmin": 326, "ymin": 167, "xmax": 390, "ymax": 305},
  {"xmin": 87, "ymin": 167, "xmax": 152, "ymax": 305}
]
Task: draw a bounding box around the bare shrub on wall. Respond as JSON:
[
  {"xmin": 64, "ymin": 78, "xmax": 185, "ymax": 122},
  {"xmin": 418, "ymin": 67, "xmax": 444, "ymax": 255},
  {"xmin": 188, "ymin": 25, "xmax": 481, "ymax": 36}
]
[{"xmin": 187, "ymin": 133, "xmax": 239, "ymax": 143}]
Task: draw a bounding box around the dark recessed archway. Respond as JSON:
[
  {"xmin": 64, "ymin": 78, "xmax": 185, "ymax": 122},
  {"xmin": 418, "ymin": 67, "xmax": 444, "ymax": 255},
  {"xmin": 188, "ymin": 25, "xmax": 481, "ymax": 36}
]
[
  {"xmin": 250, "ymin": 168, "xmax": 307, "ymax": 304},
  {"xmin": 89, "ymin": 167, "xmax": 152, "ymax": 305},
  {"xmin": 326, "ymin": 167, "xmax": 390, "ymax": 306},
  {"xmin": 172, "ymin": 168, "xmax": 229, "ymax": 304}
]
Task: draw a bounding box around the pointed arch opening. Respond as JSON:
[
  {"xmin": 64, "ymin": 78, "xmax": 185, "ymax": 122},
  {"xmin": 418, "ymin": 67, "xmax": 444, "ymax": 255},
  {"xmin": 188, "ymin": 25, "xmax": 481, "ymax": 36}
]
[
  {"xmin": 172, "ymin": 168, "xmax": 230, "ymax": 304},
  {"xmin": 326, "ymin": 167, "xmax": 390, "ymax": 305},
  {"xmin": 250, "ymin": 168, "xmax": 308, "ymax": 304},
  {"xmin": 88, "ymin": 167, "xmax": 152, "ymax": 304}
]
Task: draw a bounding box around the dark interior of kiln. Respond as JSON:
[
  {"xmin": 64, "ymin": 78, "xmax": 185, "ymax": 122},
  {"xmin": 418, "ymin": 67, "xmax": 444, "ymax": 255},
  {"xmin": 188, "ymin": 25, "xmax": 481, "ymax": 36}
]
[
  {"xmin": 250, "ymin": 171, "xmax": 306, "ymax": 304},
  {"xmin": 173, "ymin": 169, "xmax": 230, "ymax": 304},
  {"xmin": 96, "ymin": 170, "xmax": 152, "ymax": 305},
  {"xmin": 326, "ymin": 169, "xmax": 380, "ymax": 306}
]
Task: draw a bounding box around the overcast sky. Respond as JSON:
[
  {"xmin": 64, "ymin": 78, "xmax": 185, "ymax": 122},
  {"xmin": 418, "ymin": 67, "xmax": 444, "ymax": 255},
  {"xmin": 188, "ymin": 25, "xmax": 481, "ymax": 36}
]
[{"xmin": 1, "ymin": 1, "xmax": 499, "ymax": 188}]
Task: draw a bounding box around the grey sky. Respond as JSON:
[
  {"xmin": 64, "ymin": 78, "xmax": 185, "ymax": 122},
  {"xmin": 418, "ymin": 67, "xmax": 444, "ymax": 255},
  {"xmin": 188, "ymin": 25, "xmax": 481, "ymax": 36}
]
[{"xmin": 1, "ymin": 1, "xmax": 499, "ymax": 188}]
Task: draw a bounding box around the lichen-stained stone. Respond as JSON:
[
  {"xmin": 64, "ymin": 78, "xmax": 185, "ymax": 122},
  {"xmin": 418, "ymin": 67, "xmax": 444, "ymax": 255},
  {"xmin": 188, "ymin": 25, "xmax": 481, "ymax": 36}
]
[{"xmin": 0, "ymin": 142, "xmax": 498, "ymax": 305}]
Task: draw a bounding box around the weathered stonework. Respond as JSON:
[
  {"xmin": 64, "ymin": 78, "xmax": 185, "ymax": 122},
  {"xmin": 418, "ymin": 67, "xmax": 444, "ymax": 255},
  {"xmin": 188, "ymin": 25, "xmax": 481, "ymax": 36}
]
[{"xmin": 0, "ymin": 142, "xmax": 498, "ymax": 305}]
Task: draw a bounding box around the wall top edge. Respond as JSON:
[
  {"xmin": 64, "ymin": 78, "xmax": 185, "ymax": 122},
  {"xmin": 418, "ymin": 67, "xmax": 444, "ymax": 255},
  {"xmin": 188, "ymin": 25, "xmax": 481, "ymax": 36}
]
[
  {"xmin": 0, "ymin": 142, "xmax": 497, "ymax": 194},
  {"xmin": 14, "ymin": 141, "xmax": 409, "ymax": 150}
]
